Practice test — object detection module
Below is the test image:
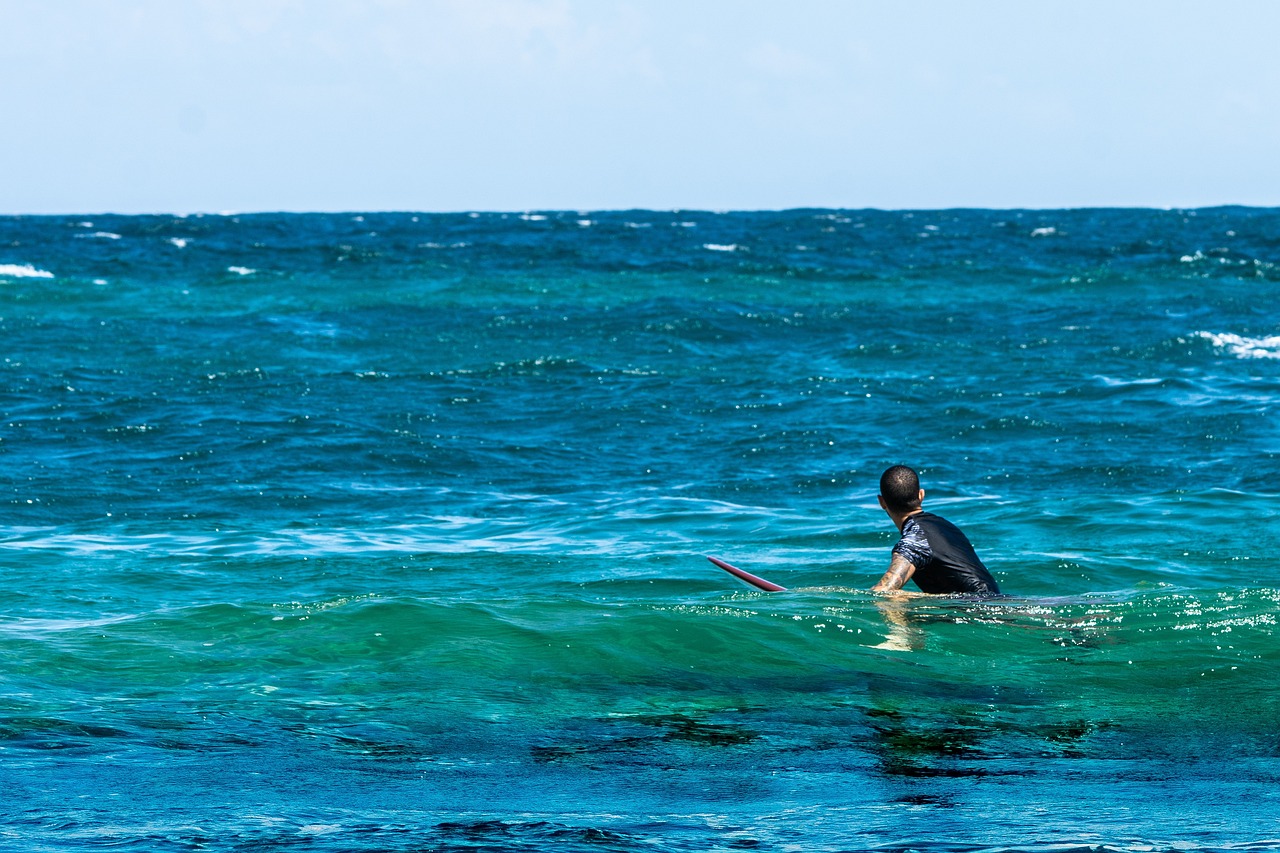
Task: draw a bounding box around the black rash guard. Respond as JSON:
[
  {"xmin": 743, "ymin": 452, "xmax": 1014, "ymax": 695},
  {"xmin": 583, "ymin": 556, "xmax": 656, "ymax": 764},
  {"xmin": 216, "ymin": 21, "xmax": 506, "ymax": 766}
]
[{"xmin": 891, "ymin": 511, "xmax": 1000, "ymax": 596}]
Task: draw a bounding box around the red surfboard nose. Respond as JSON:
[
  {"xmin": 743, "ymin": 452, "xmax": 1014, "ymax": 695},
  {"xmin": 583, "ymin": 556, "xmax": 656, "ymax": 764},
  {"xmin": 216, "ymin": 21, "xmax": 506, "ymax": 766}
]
[{"xmin": 707, "ymin": 556, "xmax": 787, "ymax": 592}]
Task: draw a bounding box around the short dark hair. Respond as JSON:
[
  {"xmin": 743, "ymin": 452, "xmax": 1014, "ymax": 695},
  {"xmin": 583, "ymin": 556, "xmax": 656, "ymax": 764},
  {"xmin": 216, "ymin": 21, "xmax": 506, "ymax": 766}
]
[{"xmin": 879, "ymin": 465, "xmax": 921, "ymax": 512}]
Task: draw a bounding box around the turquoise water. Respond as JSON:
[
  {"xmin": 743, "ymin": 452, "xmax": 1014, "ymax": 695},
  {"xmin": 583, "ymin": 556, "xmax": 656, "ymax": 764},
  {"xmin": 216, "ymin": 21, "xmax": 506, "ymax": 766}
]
[{"xmin": 1, "ymin": 209, "xmax": 1278, "ymax": 850}]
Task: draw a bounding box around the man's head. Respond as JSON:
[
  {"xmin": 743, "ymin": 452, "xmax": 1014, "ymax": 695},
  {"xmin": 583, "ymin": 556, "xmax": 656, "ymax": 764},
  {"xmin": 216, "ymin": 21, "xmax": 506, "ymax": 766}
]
[{"xmin": 878, "ymin": 465, "xmax": 923, "ymax": 514}]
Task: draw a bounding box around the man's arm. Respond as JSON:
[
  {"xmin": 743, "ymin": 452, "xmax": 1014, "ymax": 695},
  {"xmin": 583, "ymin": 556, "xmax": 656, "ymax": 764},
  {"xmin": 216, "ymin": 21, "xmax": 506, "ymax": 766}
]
[{"xmin": 871, "ymin": 554, "xmax": 917, "ymax": 593}]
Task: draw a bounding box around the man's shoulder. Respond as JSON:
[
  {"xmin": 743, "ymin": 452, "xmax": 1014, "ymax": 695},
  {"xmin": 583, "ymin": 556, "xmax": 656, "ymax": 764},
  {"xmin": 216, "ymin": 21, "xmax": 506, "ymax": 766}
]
[{"xmin": 915, "ymin": 511, "xmax": 958, "ymax": 530}]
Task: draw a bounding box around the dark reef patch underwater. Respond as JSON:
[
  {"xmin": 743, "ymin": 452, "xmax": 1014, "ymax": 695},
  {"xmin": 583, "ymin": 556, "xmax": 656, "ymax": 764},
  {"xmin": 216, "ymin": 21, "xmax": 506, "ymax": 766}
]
[{"xmin": 1, "ymin": 208, "xmax": 1278, "ymax": 850}]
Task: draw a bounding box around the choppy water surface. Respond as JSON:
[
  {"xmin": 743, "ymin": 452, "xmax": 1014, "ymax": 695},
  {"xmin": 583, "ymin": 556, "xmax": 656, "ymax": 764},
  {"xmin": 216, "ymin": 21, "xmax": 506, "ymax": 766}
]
[{"xmin": 1, "ymin": 209, "xmax": 1278, "ymax": 851}]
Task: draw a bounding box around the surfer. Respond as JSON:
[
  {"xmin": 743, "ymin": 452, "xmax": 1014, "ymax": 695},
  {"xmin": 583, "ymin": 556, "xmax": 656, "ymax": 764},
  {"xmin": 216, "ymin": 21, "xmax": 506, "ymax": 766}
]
[{"xmin": 871, "ymin": 465, "xmax": 1000, "ymax": 596}]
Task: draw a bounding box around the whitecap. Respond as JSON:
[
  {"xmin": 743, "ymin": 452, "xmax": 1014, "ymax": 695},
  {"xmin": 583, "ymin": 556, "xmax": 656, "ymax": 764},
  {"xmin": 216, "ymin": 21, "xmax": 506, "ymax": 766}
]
[
  {"xmin": 227, "ymin": 266, "xmax": 256, "ymax": 276},
  {"xmin": 1094, "ymin": 375, "xmax": 1166, "ymax": 388},
  {"xmin": 168, "ymin": 237, "xmax": 189, "ymax": 248},
  {"xmin": 703, "ymin": 243, "xmax": 740, "ymax": 252},
  {"xmin": 1030, "ymin": 227, "xmax": 1057, "ymax": 237},
  {"xmin": 1195, "ymin": 331, "xmax": 1280, "ymax": 360},
  {"xmin": 519, "ymin": 213, "xmax": 547, "ymax": 221},
  {"xmin": 0, "ymin": 263, "xmax": 54, "ymax": 279},
  {"xmin": 298, "ymin": 825, "xmax": 343, "ymax": 836}
]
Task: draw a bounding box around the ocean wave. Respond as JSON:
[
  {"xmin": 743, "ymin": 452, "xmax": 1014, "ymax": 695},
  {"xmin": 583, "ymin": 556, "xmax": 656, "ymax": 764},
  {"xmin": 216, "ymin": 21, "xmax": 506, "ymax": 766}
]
[
  {"xmin": 0, "ymin": 263, "xmax": 54, "ymax": 279},
  {"xmin": 1195, "ymin": 330, "xmax": 1280, "ymax": 359},
  {"xmin": 4, "ymin": 579, "xmax": 1274, "ymax": 707}
]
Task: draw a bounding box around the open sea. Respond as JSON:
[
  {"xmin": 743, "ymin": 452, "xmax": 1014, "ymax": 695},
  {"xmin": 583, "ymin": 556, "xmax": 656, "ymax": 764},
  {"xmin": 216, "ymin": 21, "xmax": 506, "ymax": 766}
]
[{"xmin": 1, "ymin": 208, "xmax": 1278, "ymax": 851}]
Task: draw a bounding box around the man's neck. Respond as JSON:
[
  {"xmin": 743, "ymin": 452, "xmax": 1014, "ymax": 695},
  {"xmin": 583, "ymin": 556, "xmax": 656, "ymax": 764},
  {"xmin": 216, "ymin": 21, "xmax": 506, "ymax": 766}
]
[{"xmin": 893, "ymin": 507, "xmax": 923, "ymax": 532}]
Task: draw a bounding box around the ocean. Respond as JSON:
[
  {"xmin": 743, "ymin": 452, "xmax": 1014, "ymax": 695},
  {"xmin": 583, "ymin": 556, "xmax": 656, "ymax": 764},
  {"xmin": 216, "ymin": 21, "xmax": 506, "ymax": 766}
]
[{"xmin": 0, "ymin": 208, "xmax": 1277, "ymax": 851}]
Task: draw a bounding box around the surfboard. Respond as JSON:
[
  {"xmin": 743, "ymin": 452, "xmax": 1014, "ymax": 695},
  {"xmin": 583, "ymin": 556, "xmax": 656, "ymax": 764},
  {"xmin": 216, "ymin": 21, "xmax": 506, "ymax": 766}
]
[{"xmin": 707, "ymin": 556, "xmax": 787, "ymax": 592}]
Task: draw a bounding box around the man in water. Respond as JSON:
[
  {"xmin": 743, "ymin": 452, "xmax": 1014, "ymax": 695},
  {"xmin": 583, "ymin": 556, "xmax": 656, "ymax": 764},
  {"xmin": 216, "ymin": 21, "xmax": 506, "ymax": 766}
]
[{"xmin": 871, "ymin": 465, "xmax": 1001, "ymax": 596}]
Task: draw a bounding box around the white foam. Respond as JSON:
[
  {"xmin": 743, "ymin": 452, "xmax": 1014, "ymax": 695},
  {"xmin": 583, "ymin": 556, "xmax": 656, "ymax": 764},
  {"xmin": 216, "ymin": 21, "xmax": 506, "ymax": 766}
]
[
  {"xmin": 1196, "ymin": 331, "xmax": 1280, "ymax": 360},
  {"xmin": 1030, "ymin": 227, "xmax": 1057, "ymax": 237},
  {"xmin": 75, "ymin": 231, "xmax": 122, "ymax": 240},
  {"xmin": 703, "ymin": 243, "xmax": 740, "ymax": 252},
  {"xmin": 168, "ymin": 237, "xmax": 189, "ymax": 249},
  {"xmin": 0, "ymin": 264, "xmax": 54, "ymax": 279},
  {"xmin": 519, "ymin": 213, "xmax": 547, "ymax": 221},
  {"xmin": 1095, "ymin": 375, "xmax": 1165, "ymax": 388},
  {"xmin": 227, "ymin": 266, "xmax": 256, "ymax": 276},
  {"xmin": 299, "ymin": 825, "xmax": 343, "ymax": 836}
]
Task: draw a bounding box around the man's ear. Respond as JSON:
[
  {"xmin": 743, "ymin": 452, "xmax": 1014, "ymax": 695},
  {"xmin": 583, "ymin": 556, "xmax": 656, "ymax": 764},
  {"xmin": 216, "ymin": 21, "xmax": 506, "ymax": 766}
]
[
  {"xmin": 877, "ymin": 495, "xmax": 887, "ymax": 511},
  {"xmin": 918, "ymin": 489, "xmax": 925, "ymax": 503}
]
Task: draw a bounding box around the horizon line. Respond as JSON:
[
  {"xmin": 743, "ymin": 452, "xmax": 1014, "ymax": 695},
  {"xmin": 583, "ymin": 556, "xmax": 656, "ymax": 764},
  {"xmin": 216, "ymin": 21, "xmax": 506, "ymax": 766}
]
[{"xmin": 2, "ymin": 203, "xmax": 1276, "ymax": 218}]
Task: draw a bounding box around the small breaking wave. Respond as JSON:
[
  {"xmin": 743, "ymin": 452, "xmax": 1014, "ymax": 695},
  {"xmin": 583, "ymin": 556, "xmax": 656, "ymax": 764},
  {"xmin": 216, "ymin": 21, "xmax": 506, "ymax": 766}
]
[
  {"xmin": 0, "ymin": 263, "xmax": 54, "ymax": 279},
  {"xmin": 1196, "ymin": 331, "xmax": 1280, "ymax": 359}
]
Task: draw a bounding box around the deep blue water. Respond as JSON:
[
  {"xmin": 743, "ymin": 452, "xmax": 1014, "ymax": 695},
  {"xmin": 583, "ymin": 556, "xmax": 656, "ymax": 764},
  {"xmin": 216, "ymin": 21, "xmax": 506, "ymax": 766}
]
[{"xmin": 1, "ymin": 208, "xmax": 1278, "ymax": 851}]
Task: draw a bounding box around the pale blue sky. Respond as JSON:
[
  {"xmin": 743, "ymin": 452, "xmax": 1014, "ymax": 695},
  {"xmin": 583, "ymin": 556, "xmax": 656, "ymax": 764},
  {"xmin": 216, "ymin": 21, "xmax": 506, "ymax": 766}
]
[{"xmin": 2, "ymin": 0, "xmax": 1277, "ymax": 213}]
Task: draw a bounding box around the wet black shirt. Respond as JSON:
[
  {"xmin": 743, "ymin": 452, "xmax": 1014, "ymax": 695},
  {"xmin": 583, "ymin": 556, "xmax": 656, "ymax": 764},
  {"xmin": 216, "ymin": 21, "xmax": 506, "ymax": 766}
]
[{"xmin": 892, "ymin": 511, "xmax": 1000, "ymax": 596}]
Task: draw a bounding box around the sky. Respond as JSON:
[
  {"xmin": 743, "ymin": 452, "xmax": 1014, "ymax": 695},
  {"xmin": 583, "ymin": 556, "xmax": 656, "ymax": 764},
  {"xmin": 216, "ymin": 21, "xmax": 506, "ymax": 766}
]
[{"xmin": 2, "ymin": 0, "xmax": 1278, "ymax": 214}]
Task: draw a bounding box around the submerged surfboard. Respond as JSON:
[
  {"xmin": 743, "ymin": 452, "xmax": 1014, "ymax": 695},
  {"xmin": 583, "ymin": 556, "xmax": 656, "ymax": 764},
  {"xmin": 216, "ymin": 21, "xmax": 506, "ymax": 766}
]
[{"xmin": 707, "ymin": 556, "xmax": 787, "ymax": 592}]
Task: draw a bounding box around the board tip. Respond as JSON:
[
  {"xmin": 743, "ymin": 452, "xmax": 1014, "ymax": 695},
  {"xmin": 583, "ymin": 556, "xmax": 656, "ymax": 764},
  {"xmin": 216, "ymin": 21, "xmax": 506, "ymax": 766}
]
[{"xmin": 707, "ymin": 554, "xmax": 787, "ymax": 592}]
